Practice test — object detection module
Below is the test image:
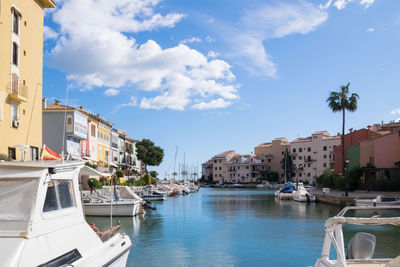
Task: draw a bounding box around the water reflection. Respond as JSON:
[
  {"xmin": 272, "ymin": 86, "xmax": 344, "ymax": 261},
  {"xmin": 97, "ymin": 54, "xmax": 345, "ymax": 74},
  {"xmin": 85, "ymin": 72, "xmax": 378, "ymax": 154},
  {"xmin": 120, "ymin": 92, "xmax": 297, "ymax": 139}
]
[{"xmin": 87, "ymin": 189, "xmax": 399, "ymax": 267}]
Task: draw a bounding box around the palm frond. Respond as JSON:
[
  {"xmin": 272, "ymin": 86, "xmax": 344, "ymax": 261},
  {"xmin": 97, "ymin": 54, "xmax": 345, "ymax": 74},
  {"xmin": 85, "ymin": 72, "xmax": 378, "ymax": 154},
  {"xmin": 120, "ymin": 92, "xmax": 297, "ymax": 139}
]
[
  {"xmin": 326, "ymin": 91, "xmax": 342, "ymax": 112},
  {"xmin": 347, "ymin": 93, "xmax": 359, "ymax": 112}
]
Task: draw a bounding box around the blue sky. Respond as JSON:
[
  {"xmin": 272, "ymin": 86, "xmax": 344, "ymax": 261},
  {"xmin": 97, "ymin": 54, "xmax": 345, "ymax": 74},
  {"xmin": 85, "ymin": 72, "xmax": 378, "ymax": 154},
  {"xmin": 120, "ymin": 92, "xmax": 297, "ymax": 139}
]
[{"xmin": 43, "ymin": 0, "xmax": 400, "ymax": 178}]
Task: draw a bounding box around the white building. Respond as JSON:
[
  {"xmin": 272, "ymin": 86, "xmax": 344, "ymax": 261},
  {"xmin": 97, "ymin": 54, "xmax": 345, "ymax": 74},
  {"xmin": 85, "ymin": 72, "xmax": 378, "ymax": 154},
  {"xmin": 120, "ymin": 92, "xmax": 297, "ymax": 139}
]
[{"xmin": 291, "ymin": 131, "xmax": 340, "ymax": 182}]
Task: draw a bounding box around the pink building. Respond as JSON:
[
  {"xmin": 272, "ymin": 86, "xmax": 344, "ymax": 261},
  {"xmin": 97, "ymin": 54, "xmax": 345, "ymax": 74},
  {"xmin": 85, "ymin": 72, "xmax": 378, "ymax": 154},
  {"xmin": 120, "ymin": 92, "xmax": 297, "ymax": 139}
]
[{"xmin": 373, "ymin": 132, "xmax": 400, "ymax": 169}]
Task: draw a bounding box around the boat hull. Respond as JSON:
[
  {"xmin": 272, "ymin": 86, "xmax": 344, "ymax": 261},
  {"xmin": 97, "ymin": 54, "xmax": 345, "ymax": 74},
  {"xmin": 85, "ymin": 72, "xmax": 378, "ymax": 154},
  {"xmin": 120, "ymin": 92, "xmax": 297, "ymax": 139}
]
[
  {"xmin": 279, "ymin": 192, "xmax": 294, "ymax": 200},
  {"xmin": 84, "ymin": 201, "xmax": 141, "ymax": 217}
]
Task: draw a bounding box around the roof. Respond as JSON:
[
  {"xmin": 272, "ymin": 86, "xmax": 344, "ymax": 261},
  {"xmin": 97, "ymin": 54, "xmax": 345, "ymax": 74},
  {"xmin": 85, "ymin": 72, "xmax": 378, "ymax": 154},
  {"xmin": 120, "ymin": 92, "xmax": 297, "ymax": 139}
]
[
  {"xmin": 38, "ymin": 0, "xmax": 56, "ymax": 8},
  {"xmin": 214, "ymin": 150, "xmax": 237, "ymax": 158},
  {"xmin": 0, "ymin": 160, "xmax": 83, "ymax": 169}
]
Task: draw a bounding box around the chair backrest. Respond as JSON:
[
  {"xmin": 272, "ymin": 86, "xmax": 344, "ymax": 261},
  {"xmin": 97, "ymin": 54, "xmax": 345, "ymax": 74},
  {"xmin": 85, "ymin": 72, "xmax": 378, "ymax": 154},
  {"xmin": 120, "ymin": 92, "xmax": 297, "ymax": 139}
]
[{"xmin": 348, "ymin": 232, "xmax": 376, "ymax": 259}]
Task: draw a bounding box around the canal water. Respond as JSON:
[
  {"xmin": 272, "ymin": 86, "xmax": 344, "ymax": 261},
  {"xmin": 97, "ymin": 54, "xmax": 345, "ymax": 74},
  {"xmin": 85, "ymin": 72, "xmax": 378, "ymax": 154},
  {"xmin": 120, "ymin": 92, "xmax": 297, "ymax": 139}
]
[{"xmin": 87, "ymin": 188, "xmax": 400, "ymax": 267}]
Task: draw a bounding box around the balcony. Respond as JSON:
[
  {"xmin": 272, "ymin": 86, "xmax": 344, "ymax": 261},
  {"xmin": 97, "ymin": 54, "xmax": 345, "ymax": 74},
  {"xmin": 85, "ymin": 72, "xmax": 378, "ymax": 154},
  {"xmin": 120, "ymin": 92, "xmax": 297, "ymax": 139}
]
[{"xmin": 9, "ymin": 82, "xmax": 28, "ymax": 102}]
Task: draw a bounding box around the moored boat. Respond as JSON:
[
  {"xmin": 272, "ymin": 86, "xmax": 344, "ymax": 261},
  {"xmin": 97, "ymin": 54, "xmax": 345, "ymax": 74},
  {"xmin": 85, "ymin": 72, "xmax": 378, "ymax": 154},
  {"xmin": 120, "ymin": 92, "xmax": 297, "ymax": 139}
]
[
  {"xmin": 293, "ymin": 188, "xmax": 316, "ymax": 202},
  {"xmin": 0, "ymin": 160, "xmax": 132, "ymax": 267},
  {"xmin": 353, "ymin": 195, "xmax": 400, "ymax": 207}
]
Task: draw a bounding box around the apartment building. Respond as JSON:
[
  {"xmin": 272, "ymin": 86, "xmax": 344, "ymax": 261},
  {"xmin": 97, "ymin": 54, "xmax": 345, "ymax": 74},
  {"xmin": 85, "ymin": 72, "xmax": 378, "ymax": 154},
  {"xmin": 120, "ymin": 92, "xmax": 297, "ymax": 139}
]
[
  {"xmin": 201, "ymin": 160, "xmax": 213, "ymax": 180},
  {"xmin": 333, "ymin": 128, "xmax": 382, "ymax": 174},
  {"xmin": 42, "ymin": 100, "xmax": 88, "ymax": 158},
  {"xmin": 0, "ymin": 0, "xmax": 55, "ymax": 160},
  {"xmin": 226, "ymin": 155, "xmax": 265, "ymax": 183},
  {"xmin": 254, "ymin": 137, "xmax": 290, "ymax": 180},
  {"xmin": 291, "ymin": 131, "xmax": 340, "ymax": 182},
  {"xmin": 210, "ymin": 150, "xmax": 238, "ymax": 183}
]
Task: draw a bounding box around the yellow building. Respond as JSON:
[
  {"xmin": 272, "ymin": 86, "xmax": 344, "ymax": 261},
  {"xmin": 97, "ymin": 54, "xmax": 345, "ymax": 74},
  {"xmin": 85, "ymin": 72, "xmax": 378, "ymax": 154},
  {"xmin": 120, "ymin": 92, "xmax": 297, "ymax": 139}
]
[
  {"xmin": 97, "ymin": 118, "xmax": 113, "ymax": 167},
  {"xmin": 0, "ymin": 0, "xmax": 55, "ymax": 160}
]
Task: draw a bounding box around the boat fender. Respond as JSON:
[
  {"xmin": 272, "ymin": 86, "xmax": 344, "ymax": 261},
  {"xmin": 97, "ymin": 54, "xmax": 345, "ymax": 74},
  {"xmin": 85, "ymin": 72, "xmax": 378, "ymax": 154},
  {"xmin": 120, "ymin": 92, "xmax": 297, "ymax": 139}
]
[{"xmin": 89, "ymin": 223, "xmax": 100, "ymax": 233}]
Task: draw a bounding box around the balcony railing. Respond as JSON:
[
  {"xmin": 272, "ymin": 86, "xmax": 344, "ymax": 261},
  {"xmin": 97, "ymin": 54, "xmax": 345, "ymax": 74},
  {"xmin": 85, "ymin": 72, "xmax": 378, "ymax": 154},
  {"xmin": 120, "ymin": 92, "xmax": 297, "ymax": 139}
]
[{"xmin": 9, "ymin": 82, "xmax": 28, "ymax": 102}]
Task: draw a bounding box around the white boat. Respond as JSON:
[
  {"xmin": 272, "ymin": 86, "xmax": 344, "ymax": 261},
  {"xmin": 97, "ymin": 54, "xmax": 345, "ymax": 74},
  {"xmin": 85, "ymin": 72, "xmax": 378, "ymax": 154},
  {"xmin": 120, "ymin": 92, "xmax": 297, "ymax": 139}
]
[
  {"xmin": 314, "ymin": 205, "xmax": 400, "ymax": 267},
  {"xmin": 274, "ymin": 183, "xmax": 297, "ymax": 200},
  {"xmin": 353, "ymin": 195, "xmax": 400, "ymax": 207},
  {"xmin": 256, "ymin": 181, "xmax": 271, "ymax": 189},
  {"xmin": 83, "ymin": 186, "xmax": 143, "ymax": 217},
  {"xmin": 293, "ymin": 187, "xmax": 316, "ymax": 202},
  {"xmin": 0, "ymin": 160, "xmax": 132, "ymax": 267}
]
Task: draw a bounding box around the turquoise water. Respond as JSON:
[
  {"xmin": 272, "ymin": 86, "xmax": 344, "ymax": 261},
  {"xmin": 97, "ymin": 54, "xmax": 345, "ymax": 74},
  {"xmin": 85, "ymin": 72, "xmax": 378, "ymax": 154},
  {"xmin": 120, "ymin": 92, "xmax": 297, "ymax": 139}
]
[{"xmin": 87, "ymin": 188, "xmax": 400, "ymax": 267}]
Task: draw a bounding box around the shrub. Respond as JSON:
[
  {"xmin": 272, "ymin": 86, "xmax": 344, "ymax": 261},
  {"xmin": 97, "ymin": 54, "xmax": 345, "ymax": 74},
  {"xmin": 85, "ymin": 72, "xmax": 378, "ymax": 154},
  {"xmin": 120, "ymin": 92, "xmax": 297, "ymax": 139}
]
[
  {"xmin": 88, "ymin": 178, "xmax": 102, "ymax": 189},
  {"xmin": 0, "ymin": 153, "xmax": 11, "ymax": 161},
  {"xmin": 115, "ymin": 170, "xmax": 125, "ymax": 178},
  {"xmin": 85, "ymin": 162, "xmax": 97, "ymax": 169}
]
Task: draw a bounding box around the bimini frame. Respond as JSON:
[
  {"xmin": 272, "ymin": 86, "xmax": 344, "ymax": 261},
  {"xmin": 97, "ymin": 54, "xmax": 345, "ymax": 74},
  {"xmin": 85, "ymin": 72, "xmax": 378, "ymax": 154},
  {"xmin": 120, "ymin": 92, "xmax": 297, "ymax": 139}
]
[{"xmin": 315, "ymin": 205, "xmax": 400, "ymax": 267}]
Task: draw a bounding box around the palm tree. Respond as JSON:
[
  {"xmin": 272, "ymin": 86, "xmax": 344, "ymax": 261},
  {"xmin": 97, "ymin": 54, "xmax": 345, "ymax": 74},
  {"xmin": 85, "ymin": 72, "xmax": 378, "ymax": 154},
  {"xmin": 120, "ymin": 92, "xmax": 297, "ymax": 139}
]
[{"xmin": 327, "ymin": 82, "xmax": 359, "ymax": 194}]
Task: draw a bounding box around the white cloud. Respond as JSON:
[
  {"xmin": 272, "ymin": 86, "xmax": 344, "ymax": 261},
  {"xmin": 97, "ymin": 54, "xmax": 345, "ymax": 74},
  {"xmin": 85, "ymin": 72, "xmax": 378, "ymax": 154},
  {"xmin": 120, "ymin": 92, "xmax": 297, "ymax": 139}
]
[
  {"xmin": 321, "ymin": 0, "xmax": 375, "ymax": 10},
  {"xmin": 43, "ymin": 26, "xmax": 58, "ymax": 40},
  {"xmin": 205, "ymin": 36, "xmax": 215, "ymax": 43},
  {"xmin": 367, "ymin": 27, "xmax": 375, "ymax": 32},
  {"xmin": 46, "ymin": 0, "xmax": 238, "ymax": 110},
  {"xmin": 192, "ymin": 98, "xmax": 232, "ymax": 110},
  {"xmin": 207, "ymin": 51, "xmax": 219, "ymax": 58},
  {"xmin": 122, "ymin": 96, "xmax": 138, "ymax": 107},
  {"xmin": 230, "ymin": 2, "xmax": 327, "ymax": 76},
  {"xmin": 180, "ymin": 37, "xmax": 201, "ymax": 44},
  {"xmin": 104, "ymin": 88, "xmax": 120, "ymax": 96},
  {"xmin": 390, "ymin": 109, "xmax": 400, "ymax": 115},
  {"xmin": 360, "ymin": 0, "xmax": 375, "ymax": 8}
]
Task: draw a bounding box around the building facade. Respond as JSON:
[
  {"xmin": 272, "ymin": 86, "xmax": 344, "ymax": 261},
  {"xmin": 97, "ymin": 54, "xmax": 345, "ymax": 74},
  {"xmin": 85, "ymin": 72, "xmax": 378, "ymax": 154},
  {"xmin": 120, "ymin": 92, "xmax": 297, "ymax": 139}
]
[
  {"xmin": 226, "ymin": 155, "xmax": 265, "ymax": 183},
  {"xmin": 0, "ymin": 0, "xmax": 55, "ymax": 160},
  {"xmin": 291, "ymin": 131, "xmax": 340, "ymax": 182},
  {"xmin": 210, "ymin": 150, "xmax": 238, "ymax": 183},
  {"xmin": 333, "ymin": 128, "xmax": 381, "ymax": 175},
  {"xmin": 254, "ymin": 137, "xmax": 290, "ymax": 180},
  {"xmin": 42, "ymin": 101, "xmax": 88, "ymax": 158}
]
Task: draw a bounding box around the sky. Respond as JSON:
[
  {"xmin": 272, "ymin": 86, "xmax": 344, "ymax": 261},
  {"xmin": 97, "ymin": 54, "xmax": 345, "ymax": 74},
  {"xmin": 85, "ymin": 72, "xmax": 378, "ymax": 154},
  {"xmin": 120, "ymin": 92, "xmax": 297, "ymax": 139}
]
[{"xmin": 42, "ymin": 0, "xmax": 400, "ymax": 178}]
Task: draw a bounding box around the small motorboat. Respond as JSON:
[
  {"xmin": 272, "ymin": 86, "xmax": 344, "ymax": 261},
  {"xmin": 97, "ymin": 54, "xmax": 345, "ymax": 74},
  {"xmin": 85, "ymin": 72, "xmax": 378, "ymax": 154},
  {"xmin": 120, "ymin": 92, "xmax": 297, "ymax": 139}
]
[
  {"xmin": 314, "ymin": 205, "xmax": 400, "ymax": 267},
  {"xmin": 0, "ymin": 161, "xmax": 132, "ymax": 267},
  {"xmin": 227, "ymin": 183, "xmax": 243, "ymax": 188},
  {"xmin": 256, "ymin": 181, "xmax": 271, "ymax": 189},
  {"xmin": 293, "ymin": 188, "xmax": 316, "ymax": 202}
]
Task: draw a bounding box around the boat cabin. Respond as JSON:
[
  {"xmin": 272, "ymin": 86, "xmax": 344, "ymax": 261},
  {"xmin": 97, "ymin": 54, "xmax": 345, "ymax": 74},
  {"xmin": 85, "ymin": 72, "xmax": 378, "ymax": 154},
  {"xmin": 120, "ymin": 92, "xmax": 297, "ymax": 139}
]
[{"xmin": 0, "ymin": 160, "xmax": 131, "ymax": 267}]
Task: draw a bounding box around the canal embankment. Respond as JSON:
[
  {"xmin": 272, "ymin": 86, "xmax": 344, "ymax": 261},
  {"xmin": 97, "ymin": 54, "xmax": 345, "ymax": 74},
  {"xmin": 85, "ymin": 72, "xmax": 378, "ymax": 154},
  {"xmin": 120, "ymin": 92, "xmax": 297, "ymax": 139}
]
[{"xmin": 312, "ymin": 189, "xmax": 400, "ymax": 207}]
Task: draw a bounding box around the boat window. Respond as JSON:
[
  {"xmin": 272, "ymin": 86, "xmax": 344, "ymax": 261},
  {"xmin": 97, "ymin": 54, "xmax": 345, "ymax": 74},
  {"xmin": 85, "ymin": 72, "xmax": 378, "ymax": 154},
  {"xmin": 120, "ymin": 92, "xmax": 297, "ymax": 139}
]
[{"xmin": 43, "ymin": 180, "xmax": 75, "ymax": 212}]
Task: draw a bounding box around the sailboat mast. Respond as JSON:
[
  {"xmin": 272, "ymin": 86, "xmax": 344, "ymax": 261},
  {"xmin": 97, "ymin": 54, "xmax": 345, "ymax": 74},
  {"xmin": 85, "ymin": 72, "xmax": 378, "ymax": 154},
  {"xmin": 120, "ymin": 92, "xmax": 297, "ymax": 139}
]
[
  {"xmin": 173, "ymin": 146, "xmax": 178, "ymax": 180},
  {"xmin": 284, "ymin": 148, "xmax": 287, "ymax": 183}
]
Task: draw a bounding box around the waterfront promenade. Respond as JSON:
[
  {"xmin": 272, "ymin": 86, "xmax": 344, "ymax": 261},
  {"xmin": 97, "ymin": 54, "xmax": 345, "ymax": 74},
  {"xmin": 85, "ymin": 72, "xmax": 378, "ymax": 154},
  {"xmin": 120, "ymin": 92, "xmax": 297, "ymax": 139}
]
[{"xmin": 312, "ymin": 189, "xmax": 400, "ymax": 207}]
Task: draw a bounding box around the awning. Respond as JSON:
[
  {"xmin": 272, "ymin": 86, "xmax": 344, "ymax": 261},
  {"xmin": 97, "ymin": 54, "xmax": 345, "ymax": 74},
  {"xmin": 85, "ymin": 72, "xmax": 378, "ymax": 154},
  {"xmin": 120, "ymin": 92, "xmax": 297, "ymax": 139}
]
[
  {"xmin": 109, "ymin": 162, "xmax": 119, "ymax": 168},
  {"xmin": 80, "ymin": 165, "xmax": 111, "ymax": 177}
]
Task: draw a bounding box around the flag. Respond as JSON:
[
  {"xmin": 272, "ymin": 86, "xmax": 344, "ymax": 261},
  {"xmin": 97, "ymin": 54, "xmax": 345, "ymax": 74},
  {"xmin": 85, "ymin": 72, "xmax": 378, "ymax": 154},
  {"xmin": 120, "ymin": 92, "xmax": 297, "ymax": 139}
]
[{"xmin": 41, "ymin": 145, "xmax": 62, "ymax": 160}]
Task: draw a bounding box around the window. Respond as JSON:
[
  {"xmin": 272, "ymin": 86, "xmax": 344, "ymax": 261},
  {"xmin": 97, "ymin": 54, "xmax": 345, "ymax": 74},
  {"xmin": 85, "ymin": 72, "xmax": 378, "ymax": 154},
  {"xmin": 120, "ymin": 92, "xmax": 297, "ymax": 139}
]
[
  {"xmin": 323, "ymin": 163, "xmax": 327, "ymax": 168},
  {"xmin": 11, "ymin": 102, "xmax": 19, "ymax": 122},
  {"xmin": 99, "ymin": 147, "xmax": 102, "ymax": 156},
  {"xmin": 238, "ymin": 166, "xmax": 240, "ymax": 170},
  {"xmin": 323, "ymin": 146, "xmax": 327, "ymax": 151},
  {"xmin": 13, "ymin": 10, "xmax": 20, "ymax": 35},
  {"xmin": 299, "ymin": 148, "xmax": 302, "ymax": 153},
  {"xmin": 43, "ymin": 180, "xmax": 75, "ymax": 212},
  {"xmin": 12, "ymin": 42, "xmax": 18, "ymax": 66},
  {"xmin": 215, "ymin": 167, "xmax": 217, "ymax": 170},
  {"xmin": 323, "ymin": 155, "xmax": 327, "ymax": 159},
  {"xmin": 268, "ymin": 159, "xmax": 271, "ymax": 163},
  {"xmin": 299, "ymin": 156, "xmax": 302, "ymax": 160},
  {"xmin": 308, "ymin": 164, "xmax": 311, "ymax": 168},
  {"xmin": 292, "ymin": 148, "xmax": 296, "ymax": 153},
  {"xmin": 246, "ymin": 166, "xmax": 249, "ymax": 169},
  {"xmin": 214, "ymin": 160, "xmax": 217, "ymax": 163},
  {"xmin": 219, "ymin": 167, "xmax": 221, "ymax": 170},
  {"xmin": 8, "ymin": 147, "xmax": 16, "ymax": 160},
  {"xmin": 299, "ymin": 173, "xmax": 302, "ymax": 177},
  {"xmin": 308, "ymin": 173, "xmax": 311, "ymax": 177},
  {"xmin": 91, "ymin": 125, "xmax": 96, "ymax": 137},
  {"xmin": 30, "ymin": 146, "xmax": 38, "ymax": 160},
  {"xmin": 246, "ymin": 173, "xmax": 249, "ymax": 177},
  {"xmin": 307, "ymin": 147, "xmax": 311, "ymax": 152},
  {"xmin": 293, "ymin": 156, "xmax": 296, "ymax": 160}
]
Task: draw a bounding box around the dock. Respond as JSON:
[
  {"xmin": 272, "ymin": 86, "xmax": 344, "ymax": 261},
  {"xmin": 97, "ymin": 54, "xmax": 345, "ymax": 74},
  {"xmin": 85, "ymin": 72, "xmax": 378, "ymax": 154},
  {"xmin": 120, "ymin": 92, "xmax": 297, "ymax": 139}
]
[{"xmin": 312, "ymin": 189, "xmax": 400, "ymax": 207}]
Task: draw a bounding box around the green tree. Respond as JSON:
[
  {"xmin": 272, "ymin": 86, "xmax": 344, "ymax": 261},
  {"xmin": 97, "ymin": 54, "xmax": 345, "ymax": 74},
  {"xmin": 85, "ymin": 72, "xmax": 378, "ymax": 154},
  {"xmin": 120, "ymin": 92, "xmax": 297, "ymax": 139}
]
[
  {"xmin": 143, "ymin": 174, "xmax": 152, "ymax": 185},
  {"xmin": 327, "ymin": 83, "xmax": 359, "ymax": 194},
  {"xmin": 149, "ymin": 171, "xmax": 158, "ymax": 179},
  {"xmin": 136, "ymin": 139, "xmax": 164, "ymax": 172},
  {"xmin": 280, "ymin": 148, "xmax": 293, "ymax": 182},
  {"xmin": 115, "ymin": 170, "xmax": 125, "ymax": 178}
]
